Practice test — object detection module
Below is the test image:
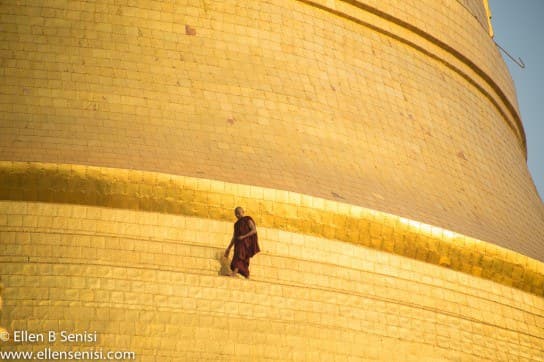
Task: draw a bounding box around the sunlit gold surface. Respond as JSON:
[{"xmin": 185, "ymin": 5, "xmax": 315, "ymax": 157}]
[
  {"xmin": 1, "ymin": 0, "xmax": 542, "ymax": 258},
  {"xmin": 2, "ymin": 199, "xmax": 544, "ymax": 360},
  {"xmin": 1, "ymin": 161, "xmax": 543, "ymax": 296},
  {"xmin": 1, "ymin": 0, "xmax": 544, "ymax": 360}
]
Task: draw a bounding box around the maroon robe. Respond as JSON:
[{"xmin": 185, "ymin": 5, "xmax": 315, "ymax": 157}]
[{"xmin": 231, "ymin": 216, "xmax": 260, "ymax": 278}]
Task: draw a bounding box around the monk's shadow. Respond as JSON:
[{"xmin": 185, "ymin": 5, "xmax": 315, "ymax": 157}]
[{"xmin": 216, "ymin": 251, "xmax": 232, "ymax": 276}]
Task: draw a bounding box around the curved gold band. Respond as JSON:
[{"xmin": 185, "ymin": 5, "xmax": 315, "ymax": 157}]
[
  {"xmin": 297, "ymin": 0, "xmax": 526, "ymax": 156},
  {"xmin": 1, "ymin": 161, "xmax": 543, "ymax": 296}
]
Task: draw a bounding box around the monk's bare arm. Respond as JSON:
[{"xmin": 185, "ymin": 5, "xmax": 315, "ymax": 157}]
[{"xmin": 237, "ymin": 220, "xmax": 257, "ymax": 240}]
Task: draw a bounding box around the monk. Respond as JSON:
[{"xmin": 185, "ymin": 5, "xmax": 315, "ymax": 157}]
[{"xmin": 224, "ymin": 207, "xmax": 260, "ymax": 278}]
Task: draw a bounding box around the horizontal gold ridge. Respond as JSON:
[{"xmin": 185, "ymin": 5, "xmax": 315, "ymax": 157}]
[
  {"xmin": 1, "ymin": 161, "xmax": 542, "ymax": 296},
  {"xmin": 297, "ymin": 0, "xmax": 526, "ymax": 156}
]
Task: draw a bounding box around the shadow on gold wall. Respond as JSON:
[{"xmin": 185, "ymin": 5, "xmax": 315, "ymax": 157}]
[{"xmin": 217, "ymin": 252, "xmax": 232, "ymax": 277}]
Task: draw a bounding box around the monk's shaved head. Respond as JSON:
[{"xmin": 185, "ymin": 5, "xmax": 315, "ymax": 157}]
[{"xmin": 234, "ymin": 206, "xmax": 244, "ymax": 219}]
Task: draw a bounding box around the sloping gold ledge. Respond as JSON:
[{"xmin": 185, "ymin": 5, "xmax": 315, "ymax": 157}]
[{"xmin": 1, "ymin": 161, "xmax": 543, "ymax": 296}]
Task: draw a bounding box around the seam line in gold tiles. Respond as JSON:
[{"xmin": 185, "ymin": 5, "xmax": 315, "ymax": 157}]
[
  {"xmin": 0, "ymin": 298, "xmax": 512, "ymax": 360},
  {"xmin": 2, "ymin": 259, "xmax": 542, "ymax": 345},
  {"xmin": 296, "ymin": 0, "xmax": 526, "ymax": 153},
  {"xmin": 3, "ymin": 226, "xmax": 542, "ymax": 318},
  {"xmin": 3, "ymin": 216, "xmax": 540, "ymax": 318},
  {"xmin": 1, "ymin": 161, "xmax": 543, "ymax": 297},
  {"xmin": 0, "ymin": 230, "xmax": 538, "ymax": 316}
]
